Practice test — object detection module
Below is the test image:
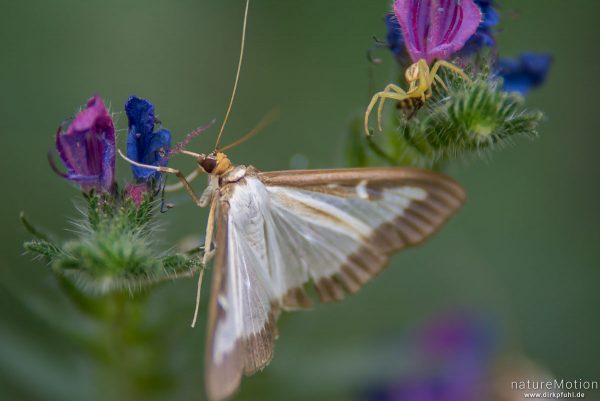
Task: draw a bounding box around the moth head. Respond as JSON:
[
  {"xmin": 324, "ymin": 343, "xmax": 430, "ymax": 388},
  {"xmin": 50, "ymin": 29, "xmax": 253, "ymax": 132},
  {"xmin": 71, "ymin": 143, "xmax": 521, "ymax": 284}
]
[{"xmin": 198, "ymin": 151, "xmax": 232, "ymax": 176}]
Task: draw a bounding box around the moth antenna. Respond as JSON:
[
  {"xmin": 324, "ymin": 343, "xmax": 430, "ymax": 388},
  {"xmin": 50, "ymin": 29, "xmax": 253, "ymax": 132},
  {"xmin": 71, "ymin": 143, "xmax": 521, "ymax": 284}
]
[
  {"xmin": 214, "ymin": 0, "xmax": 250, "ymax": 150},
  {"xmin": 118, "ymin": 149, "xmax": 162, "ymax": 172},
  {"xmin": 219, "ymin": 109, "xmax": 279, "ymax": 152},
  {"xmin": 169, "ymin": 119, "xmax": 215, "ymax": 158},
  {"xmin": 179, "ymin": 149, "xmax": 202, "ymax": 158}
]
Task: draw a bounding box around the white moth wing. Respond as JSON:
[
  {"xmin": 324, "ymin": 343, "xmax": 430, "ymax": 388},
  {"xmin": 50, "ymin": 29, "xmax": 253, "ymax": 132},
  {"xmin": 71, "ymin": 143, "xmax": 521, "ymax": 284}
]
[
  {"xmin": 204, "ymin": 185, "xmax": 278, "ymax": 401},
  {"xmin": 205, "ymin": 167, "xmax": 465, "ymax": 401},
  {"xmin": 264, "ymin": 182, "xmax": 427, "ymax": 303}
]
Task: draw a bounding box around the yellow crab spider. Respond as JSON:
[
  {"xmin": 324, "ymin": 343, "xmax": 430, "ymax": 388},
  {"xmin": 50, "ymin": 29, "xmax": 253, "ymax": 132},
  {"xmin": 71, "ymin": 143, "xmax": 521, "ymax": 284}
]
[{"xmin": 364, "ymin": 59, "xmax": 471, "ymax": 135}]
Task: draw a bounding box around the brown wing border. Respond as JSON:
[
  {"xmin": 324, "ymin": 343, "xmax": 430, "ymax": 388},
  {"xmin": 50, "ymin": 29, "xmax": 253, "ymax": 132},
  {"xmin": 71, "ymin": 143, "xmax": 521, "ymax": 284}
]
[
  {"xmin": 259, "ymin": 167, "xmax": 466, "ymax": 303},
  {"xmin": 259, "ymin": 167, "xmax": 464, "ymax": 197}
]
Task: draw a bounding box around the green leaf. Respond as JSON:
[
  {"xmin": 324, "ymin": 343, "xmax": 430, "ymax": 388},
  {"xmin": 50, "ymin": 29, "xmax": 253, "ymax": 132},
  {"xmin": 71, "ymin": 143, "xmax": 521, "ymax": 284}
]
[
  {"xmin": 20, "ymin": 212, "xmax": 53, "ymax": 242},
  {"xmin": 23, "ymin": 240, "xmax": 64, "ymax": 263}
]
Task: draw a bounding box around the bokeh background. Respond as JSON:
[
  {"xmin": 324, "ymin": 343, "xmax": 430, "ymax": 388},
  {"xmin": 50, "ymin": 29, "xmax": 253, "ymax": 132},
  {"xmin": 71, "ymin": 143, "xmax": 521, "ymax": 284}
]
[{"xmin": 1, "ymin": 1, "xmax": 599, "ymax": 400}]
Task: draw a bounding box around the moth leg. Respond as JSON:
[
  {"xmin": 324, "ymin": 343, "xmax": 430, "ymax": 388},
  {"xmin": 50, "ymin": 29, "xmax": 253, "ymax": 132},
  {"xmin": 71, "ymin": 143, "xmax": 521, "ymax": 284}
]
[
  {"xmin": 164, "ymin": 168, "xmax": 201, "ymax": 192},
  {"xmin": 365, "ymin": 90, "xmax": 411, "ymax": 135},
  {"xmin": 199, "ymin": 176, "xmax": 219, "ymax": 208},
  {"xmin": 118, "ymin": 150, "xmax": 204, "ymax": 207},
  {"xmin": 191, "ymin": 195, "xmax": 218, "ymax": 328},
  {"xmin": 202, "ymin": 196, "xmax": 218, "ymax": 266},
  {"xmin": 190, "ymin": 267, "xmax": 205, "ymax": 329}
]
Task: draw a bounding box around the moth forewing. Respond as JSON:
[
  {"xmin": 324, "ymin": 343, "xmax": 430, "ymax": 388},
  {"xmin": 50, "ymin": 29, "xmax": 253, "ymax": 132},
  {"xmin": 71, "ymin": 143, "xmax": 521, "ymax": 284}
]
[
  {"xmin": 204, "ymin": 166, "xmax": 465, "ymax": 401},
  {"xmin": 205, "ymin": 194, "xmax": 237, "ymax": 401},
  {"xmin": 259, "ymin": 167, "xmax": 465, "ymax": 298},
  {"xmin": 205, "ymin": 181, "xmax": 279, "ymax": 401}
]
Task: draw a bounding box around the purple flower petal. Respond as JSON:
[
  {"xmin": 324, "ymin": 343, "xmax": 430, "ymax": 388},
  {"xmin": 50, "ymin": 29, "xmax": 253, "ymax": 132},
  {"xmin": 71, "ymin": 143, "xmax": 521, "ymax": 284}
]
[
  {"xmin": 394, "ymin": 0, "xmax": 482, "ymax": 64},
  {"xmin": 365, "ymin": 311, "xmax": 496, "ymax": 401},
  {"xmin": 55, "ymin": 96, "xmax": 115, "ymax": 192}
]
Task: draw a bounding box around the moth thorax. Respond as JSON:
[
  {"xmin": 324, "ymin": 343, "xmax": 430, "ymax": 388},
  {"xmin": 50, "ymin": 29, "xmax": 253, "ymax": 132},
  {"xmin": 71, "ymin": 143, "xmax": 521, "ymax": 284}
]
[{"xmin": 199, "ymin": 152, "xmax": 233, "ymax": 176}]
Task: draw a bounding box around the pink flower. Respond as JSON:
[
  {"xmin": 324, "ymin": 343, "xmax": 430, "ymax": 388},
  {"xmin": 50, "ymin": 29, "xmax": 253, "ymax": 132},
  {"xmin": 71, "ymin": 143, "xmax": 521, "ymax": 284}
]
[
  {"xmin": 393, "ymin": 0, "xmax": 482, "ymax": 64},
  {"xmin": 125, "ymin": 183, "xmax": 149, "ymax": 207},
  {"xmin": 53, "ymin": 96, "xmax": 115, "ymax": 192}
]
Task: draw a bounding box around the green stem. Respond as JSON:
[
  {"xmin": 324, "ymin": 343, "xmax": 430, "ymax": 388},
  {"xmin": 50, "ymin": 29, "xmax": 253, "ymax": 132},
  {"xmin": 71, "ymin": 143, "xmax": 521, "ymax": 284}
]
[
  {"xmin": 95, "ymin": 292, "xmax": 153, "ymax": 401},
  {"xmin": 402, "ymin": 123, "xmax": 435, "ymax": 160}
]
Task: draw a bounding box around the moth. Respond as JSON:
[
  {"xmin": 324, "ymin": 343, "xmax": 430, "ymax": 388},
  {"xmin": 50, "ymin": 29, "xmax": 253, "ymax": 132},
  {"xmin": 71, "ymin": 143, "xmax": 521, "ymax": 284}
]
[{"xmin": 120, "ymin": 2, "xmax": 466, "ymax": 400}]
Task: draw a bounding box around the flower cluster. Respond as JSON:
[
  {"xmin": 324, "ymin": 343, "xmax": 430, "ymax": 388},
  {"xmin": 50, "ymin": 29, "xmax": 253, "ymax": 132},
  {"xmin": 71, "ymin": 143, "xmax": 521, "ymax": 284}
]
[
  {"xmin": 384, "ymin": 0, "xmax": 552, "ymax": 95},
  {"xmin": 24, "ymin": 95, "xmax": 201, "ymax": 294},
  {"xmin": 350, "ymin": 0, "xmax": 552, "ymax": 169},
  {"xmin": 51, "ymin": 95, "xmax": 171, "ymax": 205}
]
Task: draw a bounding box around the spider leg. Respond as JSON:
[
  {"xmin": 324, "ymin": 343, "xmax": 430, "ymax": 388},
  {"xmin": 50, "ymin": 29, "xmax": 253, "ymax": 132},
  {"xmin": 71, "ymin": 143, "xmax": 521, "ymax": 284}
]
[
  {"xmin": 378, "ymin": 83, "xmax": 407, "ymax": 93},
  {"xmin": 118, "ymin": 149, "xmax": 205, "ymax": 207},
  {"xmin": 416, "ymin": 59, "xmax": 432, "ymax": 101},
  {"xmin": 429, "ymin": 60, "xmax": 472, "ymax": 86},
  {"xmin": 433, "ymin": 75, "xmax": 449, "ymax": 92},
  {"xmin": 376, "ymin": 84, "xmax": 409, "ymax": 131},
  {"xmin": 365, "ymin": 90, "xmax": 411, "ymax": 135}
]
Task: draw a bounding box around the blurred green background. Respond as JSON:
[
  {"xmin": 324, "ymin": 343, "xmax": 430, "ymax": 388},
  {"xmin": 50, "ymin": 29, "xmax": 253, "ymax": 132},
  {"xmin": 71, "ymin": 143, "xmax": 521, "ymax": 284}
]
[{"xmin": 1, "ymin": 1, "xmax": 599, "ymax": 400}]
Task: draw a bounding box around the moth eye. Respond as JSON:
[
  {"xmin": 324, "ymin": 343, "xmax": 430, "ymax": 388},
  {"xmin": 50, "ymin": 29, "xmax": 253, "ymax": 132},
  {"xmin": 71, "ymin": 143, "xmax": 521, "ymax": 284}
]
[{"xmin": 200, "ymin": 157, "xmax": 217, "ymax": 173}]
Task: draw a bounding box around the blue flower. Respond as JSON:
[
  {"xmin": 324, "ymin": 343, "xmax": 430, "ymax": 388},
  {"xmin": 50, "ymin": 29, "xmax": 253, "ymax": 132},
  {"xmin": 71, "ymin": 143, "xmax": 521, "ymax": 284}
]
[
  {"xmin": 125, "ymin": 96, "xmax": 171, "ymax": 182},
  {"xmin": 498, "ymin": 53, "xmax": 553, "ymax": 95},
  {"xmin": 384, "ymin": 13, "xmax": 414, "ymax": 68},
  {"xmin": 385, "ymin": 14, "xmax": 405, "ymax": 57},
  {"xmin": 460, "ymin": 0, "xmax": 499, "ymax": 55},
  {"xmin": 475, "ymin": 0, "xmax": 500, "ymax": 29}
]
